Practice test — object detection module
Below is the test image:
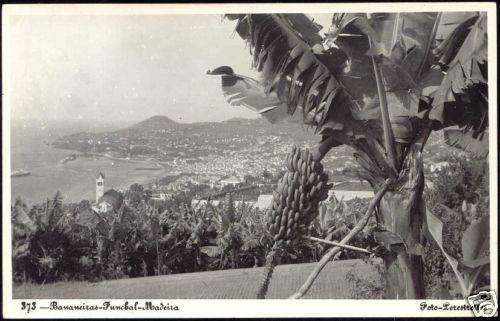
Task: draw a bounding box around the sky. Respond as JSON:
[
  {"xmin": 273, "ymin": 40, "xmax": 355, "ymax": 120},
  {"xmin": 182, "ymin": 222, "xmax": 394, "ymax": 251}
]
[{"xmin": 5, "ymin": 13, "xmax": 331, "ymax": 126}]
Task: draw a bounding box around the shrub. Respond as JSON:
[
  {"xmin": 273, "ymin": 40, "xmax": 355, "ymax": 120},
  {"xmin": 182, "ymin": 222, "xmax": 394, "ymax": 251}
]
[
  {"xmin": 423, "ymin": 153, "xmax": 489, "ymax": 298},
  {"xmin": 346, "ymin": 258, "xmax": 386, "ymax": 299}
]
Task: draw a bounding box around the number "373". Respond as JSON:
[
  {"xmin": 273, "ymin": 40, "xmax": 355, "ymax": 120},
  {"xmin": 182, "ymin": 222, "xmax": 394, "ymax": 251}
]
[{"xmin": 21, "ymin": 301, "xmax": 36, "ymax": 313}]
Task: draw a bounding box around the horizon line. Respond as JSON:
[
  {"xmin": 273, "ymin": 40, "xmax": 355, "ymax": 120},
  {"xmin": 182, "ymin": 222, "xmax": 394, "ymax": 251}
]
[{"xmin": 10, "ymin": 113, "xmax": 262, "ymax": 126}]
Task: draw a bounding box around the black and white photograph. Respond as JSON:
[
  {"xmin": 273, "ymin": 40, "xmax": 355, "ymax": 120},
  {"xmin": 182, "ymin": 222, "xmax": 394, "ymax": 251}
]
[{"xmin": 2, "ymin": 3, "xmax": 497, "ymax": 318}]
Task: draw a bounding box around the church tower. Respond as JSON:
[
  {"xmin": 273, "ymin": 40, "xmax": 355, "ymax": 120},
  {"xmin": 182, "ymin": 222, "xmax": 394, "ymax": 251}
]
[{"xmin": 96, "ymin": 172, "xmax": 105, "ymax": 202}]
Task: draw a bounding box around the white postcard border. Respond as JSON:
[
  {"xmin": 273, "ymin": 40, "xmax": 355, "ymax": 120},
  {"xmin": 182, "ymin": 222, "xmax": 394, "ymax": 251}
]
[{"xmin": 2, "ymin": 2, "xmax": 497, "ymax": 318}]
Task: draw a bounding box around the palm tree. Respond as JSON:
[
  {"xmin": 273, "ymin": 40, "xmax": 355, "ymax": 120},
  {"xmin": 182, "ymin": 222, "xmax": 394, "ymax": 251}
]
[{"xmin": 209, "ymin": 12, "xmax": 488, "ymax": 299}]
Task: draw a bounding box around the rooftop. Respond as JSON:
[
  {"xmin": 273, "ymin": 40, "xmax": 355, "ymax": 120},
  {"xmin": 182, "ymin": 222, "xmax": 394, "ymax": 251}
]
[
  {"xmin": 220, "ymin": 176, "xmax": 242, "ymax": 183},
  {"xmin": 255, "ymin": 194, "xmax": 273, "ymax": 210}
]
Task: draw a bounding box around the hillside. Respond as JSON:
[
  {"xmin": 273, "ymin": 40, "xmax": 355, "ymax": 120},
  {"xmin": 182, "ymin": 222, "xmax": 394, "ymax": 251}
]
[
  {"xmin": 50, "ymin": 114, "xmax": 457, "ymax": 183},
  {"xmin": 14, "ymin": 259, "xmax": 376, "ymax": 299},
  {"xmin": 51, "ymin": 114, "xmax": 319, "ymax": 156}
]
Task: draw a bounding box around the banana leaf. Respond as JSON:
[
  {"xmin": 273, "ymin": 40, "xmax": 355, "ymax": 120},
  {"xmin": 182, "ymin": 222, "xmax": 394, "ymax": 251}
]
[
  {"xmin": 430, "ymin": 12, "xmax": 488, "ymax": 139},
  {"xmin": 243, "ymin": 13, "xmax": 441, "ymax": 140},
  {"xmin": 213, "ymin": 12, "xmax": 488, "ymax": 149},
  {"xmin": 13, "ymin": 242, "xmax": 30, "ymax": 259},
  {"xmin": 425, "ymin": 207, "xmax": 490, "ymax": 297},
  {"xmin": 425, "ymin": 207, "xmax": 467, "ymax": 294},
  {"xmin": 207, "ymin": 66, "xmax": 291, "ymax": 123},
  {"xmin": 13, "ymin": 205, "xmax": 35, "ymax": 233},
  {"xmin": 461, "ymin": 215, "xmax": 490, "ymax": 269},
  {"xmin": 215, "ymin": 14, "xmax": 369, "ymax": 144},
  {"xmin": 444, "ymin": 128, "xmax": 489, "ymax": 158},
  {"xmin": 200, "ymin": 245, "xmax": 222, "ymax": 258}
]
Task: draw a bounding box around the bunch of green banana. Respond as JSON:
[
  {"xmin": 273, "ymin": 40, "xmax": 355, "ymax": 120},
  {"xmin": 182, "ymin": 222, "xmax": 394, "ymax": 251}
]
[
  {"xmin": 257, "ymin": 145, "xmax": 332, "ymax": 299},
  {"xmin": 266, "ymin": 145, "xmax": 332, "ymax": 245}
]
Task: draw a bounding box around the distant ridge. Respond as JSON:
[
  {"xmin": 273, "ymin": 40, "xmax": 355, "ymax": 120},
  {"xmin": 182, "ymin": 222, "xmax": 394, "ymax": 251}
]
[
  {"xmin": 54, "ymin": 113, "xmax": 312, "ymax": 148},
  {"xmin": 118, "ymin": 115, "xmax": 180, "ymax": 132},
  {"xmin": 119, "ymin": 115, "xmax": 267, "ymax": 133}
]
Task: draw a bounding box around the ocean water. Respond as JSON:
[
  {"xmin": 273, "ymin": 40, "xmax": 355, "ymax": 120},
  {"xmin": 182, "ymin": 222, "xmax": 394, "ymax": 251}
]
[{"xmin": 9, "ymin": 125, "xmax": 168, "ymax": 206}]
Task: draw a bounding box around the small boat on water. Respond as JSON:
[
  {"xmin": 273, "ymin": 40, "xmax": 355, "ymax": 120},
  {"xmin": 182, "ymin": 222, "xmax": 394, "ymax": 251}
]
[
  {"xmin": 11, "ymin": 170, "xmax": 31, "ymax": 177},
  {"xmin": 60, "ymin": 154, "xmax": 77, "ymax": 164}
]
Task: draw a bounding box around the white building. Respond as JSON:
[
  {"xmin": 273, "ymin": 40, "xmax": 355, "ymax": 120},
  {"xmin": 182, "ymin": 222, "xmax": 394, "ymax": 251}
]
[
  {"xmin": 91, "ymin": 172, "xmax": 124, "ymax": 214},
  {"xmin": 254, "ymin": 194, "xmax": 273, "ymax": 210},
  {"xmin": 191, "ymin": 199, "xmax": 221, "ymax": 211},
  {"xmin": 191, "ymin": 199, "xmax": 255, "ymax": 211},
  {"xmin": 92, "ymin": 189, "xmax": 123, "ymax": 214},
  {"xmin": 92, "ymin": 200, "xmax": 113, "ymax": 214},
  {"xmin": 234, "ymin": 200, "xmax": 255, "ymax": 208},
  {"xmin": 95, "ymin": 172, "xmax": 105, "ymax": 203},
  {"xmin": 220, "ymin": 176, "xmax": 243, "ymax": 187},
  {"xmin": 430, "ymin": 161, "xmax": 451, "ymax": 173},
  {"xmin": 151, "ymin": 193, "xmax": 173, "ymax": 201},
  {"xmin": 327, "ymin": 189, "xmax": 374, "ymax": 201}
]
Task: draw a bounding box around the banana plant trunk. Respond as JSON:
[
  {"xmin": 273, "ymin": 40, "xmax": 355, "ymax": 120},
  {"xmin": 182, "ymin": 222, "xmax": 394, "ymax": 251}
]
[
  {"xmin": 350, "ymin": 127, "xmax": 430, "ymax": 299},
  {"xmin": 375, "ymin": 151, "xmax": 426, "ymax": 299}
]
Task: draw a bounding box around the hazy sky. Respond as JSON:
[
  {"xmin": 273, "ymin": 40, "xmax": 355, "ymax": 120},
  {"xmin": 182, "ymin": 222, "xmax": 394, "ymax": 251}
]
[{"xmin": 6, "ymin": 14, "xmax": 331, "ymax": 125}]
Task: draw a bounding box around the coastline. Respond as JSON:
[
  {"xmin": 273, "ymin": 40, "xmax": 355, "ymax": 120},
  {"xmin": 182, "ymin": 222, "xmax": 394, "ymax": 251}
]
[{"xmin": 11, "ymin": 146, "xmax": 171, "ymax": 205}]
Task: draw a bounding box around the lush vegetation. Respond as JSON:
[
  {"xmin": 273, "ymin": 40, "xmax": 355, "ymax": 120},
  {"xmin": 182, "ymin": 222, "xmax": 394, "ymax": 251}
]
[
  {"xmin": 12, "ymin": 183, "xmax": 370, "ymax": 284},
  {"xmin": 11, "ymin": 152, "xmax": 489, "ymax": 300},
  {"xmin": 213, "ymin": 11, "xmax": 488, "ymax": 299},
  {"xmin": 345, "ymin": 152, "xmax": 490, "ymax": 299},
  {"xmin": 423, "ymin": 152, "xmax": 490, "ymax": 299}
]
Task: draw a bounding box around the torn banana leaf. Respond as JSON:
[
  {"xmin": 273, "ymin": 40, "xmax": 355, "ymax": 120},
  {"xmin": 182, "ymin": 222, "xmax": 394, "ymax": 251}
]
[
  {"xmin": 212, "ymin": 13, "xmax": 488, "ymax": 149},
  {"xmin": 231, "ymin": 15, "xmax": 363, "ymax": 136}
]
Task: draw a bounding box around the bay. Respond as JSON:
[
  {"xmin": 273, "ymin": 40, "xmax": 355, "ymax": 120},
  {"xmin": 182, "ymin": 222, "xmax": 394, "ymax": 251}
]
[{"xmin": 10, "ymin": 123, "xmax": 168, "ymax": 206}]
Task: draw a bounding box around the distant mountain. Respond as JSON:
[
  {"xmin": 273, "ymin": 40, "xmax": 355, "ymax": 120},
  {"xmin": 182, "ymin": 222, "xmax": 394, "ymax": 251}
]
[
  {"xmin": 118, "ymin": 115, "xmax": 181, "ymax": 133},
  {"xmin": 107, "ymin": 114, "xmax": 306, "ymax": 134},
  {"xmin": 50, "ymin": 112, "xmax": 457, "ymax": 183}
]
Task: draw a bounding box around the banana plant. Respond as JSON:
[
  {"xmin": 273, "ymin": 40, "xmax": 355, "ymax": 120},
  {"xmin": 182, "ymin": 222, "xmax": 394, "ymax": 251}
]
[
  {"xmin": 209, "ymin": 12, "xmax": 488, "ymax": 298},
  {"xmin": 314, "ymin": 196, "xmax": 348, "ymax": 241},
  {"xmin": 238, "ymin": 204, "xmax": 272, "ymax": 267},
  {"xmin": 200, "ymin": 194, "xmax": 244, "ymax": 269},
  {"xmin": 426, "ymin": 206, "xmax": 489, "ymax": 298}
]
